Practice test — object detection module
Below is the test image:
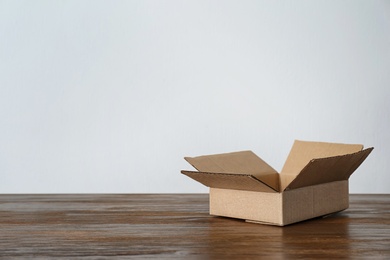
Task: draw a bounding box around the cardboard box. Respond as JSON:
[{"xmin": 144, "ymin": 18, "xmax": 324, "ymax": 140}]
[{"xmin": 181, "ymin": 140, "xmax": 373, "ymax": 226}]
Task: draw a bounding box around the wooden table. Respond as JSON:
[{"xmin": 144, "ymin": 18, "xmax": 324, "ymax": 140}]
[{"xmin": 0, "ymin": 194, "xmax": 389, "ymax": 259}]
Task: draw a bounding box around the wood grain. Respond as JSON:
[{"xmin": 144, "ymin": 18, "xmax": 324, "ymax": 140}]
[{"xmin": 0, "ymin": 194, "xmax": 389, "ymax": 258}]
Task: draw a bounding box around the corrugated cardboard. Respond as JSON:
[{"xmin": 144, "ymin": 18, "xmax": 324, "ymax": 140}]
[{"xmin": 181, "ymin": 140, "xmax": 373, "ymax": 226}]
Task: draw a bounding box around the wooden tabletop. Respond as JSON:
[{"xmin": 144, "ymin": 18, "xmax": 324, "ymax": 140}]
[{"xmin": 0, "ymin": 194, "xmax": 389, "ymax": 259}]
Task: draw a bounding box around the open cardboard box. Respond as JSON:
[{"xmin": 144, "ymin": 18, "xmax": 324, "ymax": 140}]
[{"xmin": 181, "ymin": 140, "xmax": 373, "ymax": 226}]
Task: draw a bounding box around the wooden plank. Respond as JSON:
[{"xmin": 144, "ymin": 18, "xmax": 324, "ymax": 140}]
[{"xmin": 0, "ymin": 194, "xmax": 389, "ymax": 258}]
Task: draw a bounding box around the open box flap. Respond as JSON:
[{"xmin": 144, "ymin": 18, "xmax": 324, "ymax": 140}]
[
  {"xmin": 281, "ymin": 140, "xmax": 364, "ymax": 176},
  {"xmin": 284, "ymin": 147, "xmax": 374, "ymax": 191},
  {"xmin": 181, "ymin": 170, "xmax": 278, "ymax": 193},
  {"xmin": 184, "ymin": 150, "xmax": 279, "ymax": 191}
]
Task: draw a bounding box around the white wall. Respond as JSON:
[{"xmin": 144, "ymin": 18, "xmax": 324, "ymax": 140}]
[{"xmin": 1, "ymin": 0, "xmax": 389, "ymax": 193}]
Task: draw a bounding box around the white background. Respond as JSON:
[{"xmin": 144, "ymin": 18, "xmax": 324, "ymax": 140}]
[{"xmin": 1, "ymin": 0, "xmax": 389, "ymax": 193}]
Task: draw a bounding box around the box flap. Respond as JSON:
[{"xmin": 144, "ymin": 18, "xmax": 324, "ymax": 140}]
[
  {"xmin": 184, "ymin": 150, "xmax": 279, "ymax": 191},
  {"xmin": 284, "ymin": 147, "xmax": 373, "ymax": 191},
  {"xmin": 281, "ymin": 140, "xmax": 364, "ymax": 176},
  {"xmin": 181, "ymin": 170, "xmax": 278, "ymax": 193}
]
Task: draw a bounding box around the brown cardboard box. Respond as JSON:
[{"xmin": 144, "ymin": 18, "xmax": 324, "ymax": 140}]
[{"xmin": 181, "ymin": 140, "xmax": 373, "ymax": 226}]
